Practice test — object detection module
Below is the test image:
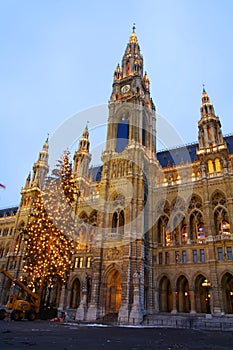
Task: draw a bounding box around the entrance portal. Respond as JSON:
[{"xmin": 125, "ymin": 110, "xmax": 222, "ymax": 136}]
[{"xmin": 106, "ymin": 270, "xmax": 122, "ymax": 314}]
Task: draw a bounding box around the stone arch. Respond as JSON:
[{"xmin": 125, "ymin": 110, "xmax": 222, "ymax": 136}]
[
  {"xmin": 194, "ymin": 274, "xmax": 211, "ymax": 314},
  {"xmin": 104, "ymin": 265, "xmax": 122, "ymax": 314},
  {"xmin": 221, "ymin": 272, "xmax": 233, "ymax": 314},
  {"xmin": 159, "ymin": 275, "xmax": 172, "ymax": 312},
  {"xmin": 176, "ymin": 275, "xmax": 190, "ymax": 313},
  {"xmin": 157, "ymin": 199, "xmax": 170, "ymax": 217},
  {"xmin": 211, "ymin": 190, "xmax": 227, "ymax": 205},
  {"xmin": 70, "ymin": 277, "xmax": 81, "ymax": 308},
  {"xmin": 188, "ymin": 194, "xmax": 203, "ymax": 211},
  {"xmin": 171, "ymin": 196, "xmax": 186, "ymax": 212}
]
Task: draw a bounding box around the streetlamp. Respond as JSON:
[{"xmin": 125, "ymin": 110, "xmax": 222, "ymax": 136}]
[{"xmin": 202, "ymin": 279, "xmax": 211, "ymax": 314}]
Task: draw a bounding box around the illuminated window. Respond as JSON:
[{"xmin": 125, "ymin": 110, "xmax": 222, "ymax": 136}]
[
  {"xmin": 198, "ymin": 224, "xmax": 205, "ymax": 242},
  {"xmin": 215, "ymin": 158, "xmax": 221, "ymax": 174},
  {"xmin": 79, "ymin": 257, "xmax": 83, "ymax": 268},
  {"xmin": 181, "ymin": 225, "xmax": 188, "ymax": 244},
  {"xmin": 74, "ymin": 257, "xmax": 79, "ymax": 269},
  {"xmin": 208, "ymin": 159, "xmax": 214, "ymax": 175},
  {"xmin": 222, "ymin": 220, "xmax": 230, "ymax": 235},
  {"xmin": 87, "ymin": 256, "xmax": 91, "ymax": 268},
  {"xmin": 165, "ymin": 231, "xmax": 171, "ymax": 246}
]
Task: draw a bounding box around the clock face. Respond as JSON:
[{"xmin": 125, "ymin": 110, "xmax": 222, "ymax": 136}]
[{"xmin": 121, "ymin": 84, "xmax": 130, "ymax": 93}]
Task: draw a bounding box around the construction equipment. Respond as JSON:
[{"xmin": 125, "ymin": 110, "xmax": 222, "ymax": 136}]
[{"xmin": 0, "ymin": 269, "xmax": 40, "ymax": 321}]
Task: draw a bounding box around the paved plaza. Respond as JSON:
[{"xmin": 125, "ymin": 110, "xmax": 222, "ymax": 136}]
[{"xmin": 0, "ymin": 319, "xmax": 233, "ymax": 349}]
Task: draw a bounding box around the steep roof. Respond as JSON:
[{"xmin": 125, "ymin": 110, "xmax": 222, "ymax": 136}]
[
  {"xmin": 157, "ymin": 134, "xmax": 233, "ymax": 168},
  {"xmin": 0, "ymin": 206, "xmax": 18, "ymax": 218}
]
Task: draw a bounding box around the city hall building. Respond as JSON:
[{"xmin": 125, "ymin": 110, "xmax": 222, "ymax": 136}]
[{"xmin": 1, "ymin": 28, "xmax": 233, "ymax": 324}]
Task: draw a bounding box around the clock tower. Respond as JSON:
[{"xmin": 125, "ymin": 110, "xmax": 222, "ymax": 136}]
[
  {"xmin": 87, "ymin": 27, "xmax": 159, "ymax": 324},
  {"xmin": 105, "ymin": 25, "xmax": 156, "ymax": 155}
]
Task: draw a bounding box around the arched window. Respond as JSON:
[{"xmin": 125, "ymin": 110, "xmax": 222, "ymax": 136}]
[
  {"xmin": 119, "ymin": 210, "xmax": 124, "ymax": 235},
  {"xmin": 214, "ymin": 207, "xmax": 230, "ymax": 236},
  {"xmin": 112, "ymin": 212, "xmax": 118, "ymax": 233},
  {"xmin": 212, "ymin": 192, "xmax": 229, "ymax": 236},
  {"xmin": 189, "ymin": 211, "xmax": 204, "ymax": 242},
  {"xmin": 116, "ymin": 119, "xmax": 129, "ymax": 153},
  {"xmin": 208, "ymin": 159, "xmax": 214, "ymax": 176},
  {"xmin": 158, "ymin": 216, "xmax": 169, "ymax": 246},
  {"xmin": 215, "ymin": 158, "xmax": 221, "ymax": 174},
  {"xmin": 112, "ymin": 210, "xmax": 125, "ymax": 236}
]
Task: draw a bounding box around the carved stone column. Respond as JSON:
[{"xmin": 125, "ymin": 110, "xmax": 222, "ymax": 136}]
[
  {"xmin": 76, "ymin": 273, "xmax": 88, "ymax": 321},
  {"xmin": 129, "ymin": 271, "xmax": 143, "ymax": 324},
  {"xmin": 189, "ymin": 290, "xmax": 196, "ymax": 314},
  {"xmin": 171, "ymin": 290, "xmax": 177, "ymax": 314}
]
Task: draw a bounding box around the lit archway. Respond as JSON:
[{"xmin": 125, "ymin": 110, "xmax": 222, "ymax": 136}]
[
  {"xmin": 195, "ymin": 274, "xmax": 211, "ymax": 313},
  {"xmin": 176, "ymin": 275, "xmax": 190, "ymax": 313},
  {"xmin": 159, "ymin": 276, "xmax": 172, "ymax": 312},
  {"xmin": 106, "ymin": 269, "xmax": 122, "ymax": 314},
  {"xmin": 70, "ymin": 278, "xmax": 81, "ymax": 308},
  {"xmin": 221, "ymin": 273, "xmax": 233, "ymax": 314}
]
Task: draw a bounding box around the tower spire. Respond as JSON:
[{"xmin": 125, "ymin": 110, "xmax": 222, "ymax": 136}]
[
  {"xmin": 31, "ymin": 137, "xmax": 49, "ymax": 188},
  {"xmin": 197, "ymin": 88, "xmax": 228, "ymax": 175},
  {"xmin": 73, "ymin": 124, "xmax": 92, "ymax": 178}
]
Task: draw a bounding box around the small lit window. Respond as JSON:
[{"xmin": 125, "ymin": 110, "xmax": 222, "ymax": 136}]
[
  {"xmin": 79, "ymin": 257, "xmax": 83, "ymax": 268},
  {"xmin": 87, "ymin": 256, "xmax": 91, "ymax": 268},
  {"xmin": 74, "ymin": 257, "xmax": 79, "ymax": 269}
]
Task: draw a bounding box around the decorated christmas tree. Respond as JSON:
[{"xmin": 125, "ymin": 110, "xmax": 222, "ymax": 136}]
[{"xmin": 23, "ymin": 150, "xmax": 77, "ymax": 305}]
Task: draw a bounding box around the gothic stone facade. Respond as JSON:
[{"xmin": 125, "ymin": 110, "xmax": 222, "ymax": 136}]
[{"xmin": 1, "ymin": 28, "xmax": 233, "ymax": 324}]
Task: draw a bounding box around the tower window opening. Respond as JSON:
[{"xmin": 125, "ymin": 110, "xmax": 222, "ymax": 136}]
[{"xmin": 115, "ymin": 119, "xmax": 129, "ymax": 152}]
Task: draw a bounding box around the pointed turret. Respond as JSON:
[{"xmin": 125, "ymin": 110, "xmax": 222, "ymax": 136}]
[
  {"xmin": 31, "ymin": 137, "xmax": 49, "ymax": 188},
  {"xmin": 74, "ymin": 125, "xmax": 92, "ymax": 178},
  {"xmin": 24, "ymin": 172, "xmax": 31, "ymax": 188},
  {"xmin": 197, "ymin": 87, "xmax": 229, "ymax": 177},
  {"xmin": 198, "ymin": 88, "xmax": 224, "ymax": 148}
]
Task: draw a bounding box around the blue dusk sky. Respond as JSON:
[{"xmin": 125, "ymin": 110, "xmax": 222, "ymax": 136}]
[{"xmin": 1, "ymin": 0, "xmax": 233, "ymax": 208}]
